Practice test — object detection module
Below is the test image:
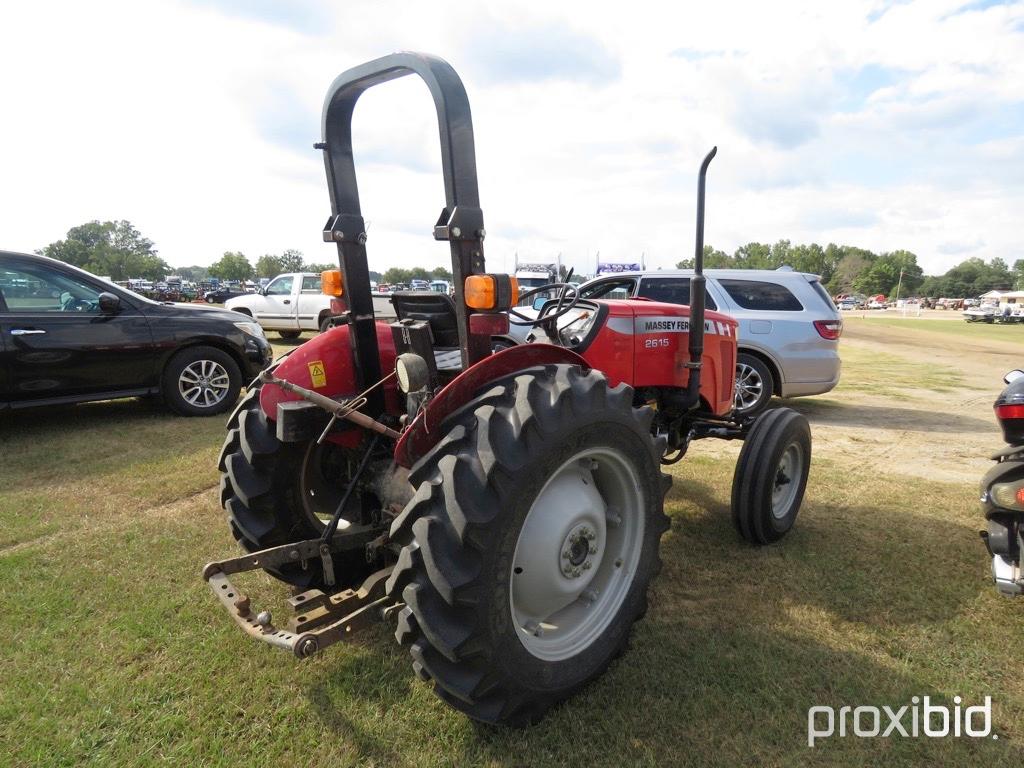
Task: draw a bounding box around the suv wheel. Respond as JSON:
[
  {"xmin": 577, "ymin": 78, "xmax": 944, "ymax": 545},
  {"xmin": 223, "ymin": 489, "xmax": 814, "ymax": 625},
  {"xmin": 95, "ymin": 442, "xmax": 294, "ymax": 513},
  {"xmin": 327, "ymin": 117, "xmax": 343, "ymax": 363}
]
[
  {"xmin": 163, "ymin": 345, "xmax": 241, "ymax": 416},
  {"xmin": 734, "ymin": 353, "xmax": 774, "ymax": 417}
]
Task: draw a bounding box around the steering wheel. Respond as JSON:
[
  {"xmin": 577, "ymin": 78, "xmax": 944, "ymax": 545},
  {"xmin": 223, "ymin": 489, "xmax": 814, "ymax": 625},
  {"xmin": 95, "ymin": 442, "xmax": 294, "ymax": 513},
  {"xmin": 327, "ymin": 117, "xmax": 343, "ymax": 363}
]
[
  {"xmin": 508, "ymin": 282, "xmax": 581, "ymax": 327},
  {"xmin": 61, "ymin": 294, "xmax": 95, "ymax": 312}
]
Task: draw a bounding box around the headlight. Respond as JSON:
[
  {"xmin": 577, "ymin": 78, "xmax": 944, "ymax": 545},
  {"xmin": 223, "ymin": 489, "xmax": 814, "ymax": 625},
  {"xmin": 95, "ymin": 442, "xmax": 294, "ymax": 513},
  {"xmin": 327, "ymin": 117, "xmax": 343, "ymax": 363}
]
[
  {"xmin": 234, "ymin": 321, "xmax": 265, "ymax": 339},
  {"xmin": 990, "ymin": 481, "xmax": 1024, "ymax": 511}
]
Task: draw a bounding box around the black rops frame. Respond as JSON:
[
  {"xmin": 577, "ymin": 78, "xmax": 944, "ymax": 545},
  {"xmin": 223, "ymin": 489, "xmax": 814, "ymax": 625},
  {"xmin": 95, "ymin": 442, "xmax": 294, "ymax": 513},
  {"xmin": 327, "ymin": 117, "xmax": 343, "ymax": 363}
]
[{"xmin": 319, "ymin": 52, "xmax": 488, "ymax": 417}]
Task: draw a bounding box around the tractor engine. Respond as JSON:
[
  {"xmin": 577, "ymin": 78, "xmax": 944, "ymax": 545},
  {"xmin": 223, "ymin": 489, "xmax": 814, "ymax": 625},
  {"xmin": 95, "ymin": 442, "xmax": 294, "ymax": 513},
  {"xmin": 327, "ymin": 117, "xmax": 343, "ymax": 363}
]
[{"xmin": 572, "ymin": 299, "xmax": 738, "ymax": 417}]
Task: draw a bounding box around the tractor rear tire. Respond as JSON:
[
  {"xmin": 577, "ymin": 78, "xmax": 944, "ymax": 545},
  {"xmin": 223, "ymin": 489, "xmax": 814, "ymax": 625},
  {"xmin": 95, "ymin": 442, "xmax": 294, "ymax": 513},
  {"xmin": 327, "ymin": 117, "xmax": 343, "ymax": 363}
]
[
  {"xmin": 386, "ymin": 364, "xmax": 671, "ymax": 726},
  {"xmin": 731, "ymin": 407, "xmax": 811, "ymax": 544},
  {"xmin": 217, "ymin": 386, "xmax": 380, "ymax": 589}
]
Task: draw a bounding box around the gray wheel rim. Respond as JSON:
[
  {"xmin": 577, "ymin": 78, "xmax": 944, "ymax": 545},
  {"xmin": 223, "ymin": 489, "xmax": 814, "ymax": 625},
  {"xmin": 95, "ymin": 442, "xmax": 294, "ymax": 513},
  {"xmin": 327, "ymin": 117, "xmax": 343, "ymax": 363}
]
[
  {"xmin": 771, "ymin": 443, "xmax": 803, "ymax": 519},
  {"xmin": 735, "ymin": 362, "xmax": 764, "ymax": 411},
  {"xmin": 178, "ymin": 359, "xmax": 230, "ymax": 408},
  {"xmin": 509, "ymin": 447, "xmax": 645, "ymax": 661}
]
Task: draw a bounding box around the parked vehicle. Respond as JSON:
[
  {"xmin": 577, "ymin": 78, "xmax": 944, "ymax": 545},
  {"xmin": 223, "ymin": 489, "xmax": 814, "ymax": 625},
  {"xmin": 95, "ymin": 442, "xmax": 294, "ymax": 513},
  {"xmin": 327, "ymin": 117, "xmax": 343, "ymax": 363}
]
[
  {"xmin": 964, "ymin": 304, "xmax": 997, "ymax": 323},
  {"xmin": 225, "ymin": 272, "xmax": 343, "ymax": 339},
  {"xmin": 981, "ymin": 369, "xmax": 1024, "ymax": 595},
  {"xmin": 0, "ymin": 251, "xmax": 272, "ymax": 415},
  {"xmin": 204, "ymin": 286, "xmax": 249, "ymax": 304},
  {"xmin": 506, "ymin": 268, "xmax": 841, "ymax": 416},
  {"xmin": 204, "ymin": 53, "xmax": 811, "ymax": 727}
]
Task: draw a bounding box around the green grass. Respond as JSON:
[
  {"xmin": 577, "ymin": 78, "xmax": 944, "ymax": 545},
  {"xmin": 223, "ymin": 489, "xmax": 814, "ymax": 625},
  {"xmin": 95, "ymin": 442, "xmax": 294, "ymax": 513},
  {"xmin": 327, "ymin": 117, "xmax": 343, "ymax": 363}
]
[
  {"xmin": 828, "ymin": 343, "xmax": 971, "ymax": 400},
  {"xmin": 2, "ymin": 331, "xmax": 1023, "ymax": 766},
  {"xmin": 846, "ymin": 315, "xmax": 1024, "ymax": 345}
]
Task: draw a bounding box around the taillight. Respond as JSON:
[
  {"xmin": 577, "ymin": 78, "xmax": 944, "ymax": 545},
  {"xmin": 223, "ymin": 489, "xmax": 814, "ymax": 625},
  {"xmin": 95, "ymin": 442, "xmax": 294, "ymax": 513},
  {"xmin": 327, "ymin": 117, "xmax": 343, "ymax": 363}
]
[
  {"xmin": 996, "ymin": 404, "xmax": 1024, "ymax": 420},
  {"xmin": 813, "ymin": 319, "xmax": 842, "ymax": 340}
]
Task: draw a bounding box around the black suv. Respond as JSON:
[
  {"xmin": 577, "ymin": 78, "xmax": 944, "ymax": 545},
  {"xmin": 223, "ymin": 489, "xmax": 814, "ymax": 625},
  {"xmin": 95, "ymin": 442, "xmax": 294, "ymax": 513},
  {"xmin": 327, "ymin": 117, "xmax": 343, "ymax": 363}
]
[{"xmin": 0, "ymin": 251, "xmax": 273, "ymax": 416}]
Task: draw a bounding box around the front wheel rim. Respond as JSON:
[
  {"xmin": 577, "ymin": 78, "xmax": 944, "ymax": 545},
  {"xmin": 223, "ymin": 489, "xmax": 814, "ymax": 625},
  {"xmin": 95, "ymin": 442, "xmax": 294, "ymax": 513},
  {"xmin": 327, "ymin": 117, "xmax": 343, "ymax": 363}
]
[
  {"xmin": 735, "ymin": 363, "xmax": 764, "ymax": 411},
  {"xmin": 178, "ymin": 360, "xmax": 230, "ymax": 408},
  {"xmin": 509, "ymin": 446, "xmax": 645, "ymax": 661},
  {"xmin": 771, "ymin": 443, "xmax": 803, "ymax": 519}
]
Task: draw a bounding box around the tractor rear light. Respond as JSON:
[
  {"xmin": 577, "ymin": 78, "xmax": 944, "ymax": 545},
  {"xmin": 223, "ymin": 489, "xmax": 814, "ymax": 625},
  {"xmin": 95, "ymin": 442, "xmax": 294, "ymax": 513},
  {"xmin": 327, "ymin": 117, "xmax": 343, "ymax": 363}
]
[
  {"xmin": 321, "ymin": 270, "xmax": 344, "ymax": 297},
  {"xmin": 813, "ymin": 319, "xmax": 842, "ymax": 340},
  {"xmin": 464, "ymin": 274, "xmax": 518, "ymax": 311},
  {"xmin": 469, "ymin": 313, "xmax": 509, "ymax": 336}
]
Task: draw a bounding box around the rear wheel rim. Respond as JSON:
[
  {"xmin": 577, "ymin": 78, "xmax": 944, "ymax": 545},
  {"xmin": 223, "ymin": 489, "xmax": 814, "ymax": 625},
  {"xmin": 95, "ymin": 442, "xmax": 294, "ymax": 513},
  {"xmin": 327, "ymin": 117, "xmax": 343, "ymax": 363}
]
[
  {"xmin": 735, "ymin": 362, "xmax": 764, "ymax": 411},
  {"xmin": 178, "ymin": 360, "xmax": 230, "ymax": 408},
  {"xmin": 771, "ymin": 443, "xmax": 803, "ymax": 519},
  {"xmin": 510, "ymin": 446, "xmax": 645, "ymax": 661}
]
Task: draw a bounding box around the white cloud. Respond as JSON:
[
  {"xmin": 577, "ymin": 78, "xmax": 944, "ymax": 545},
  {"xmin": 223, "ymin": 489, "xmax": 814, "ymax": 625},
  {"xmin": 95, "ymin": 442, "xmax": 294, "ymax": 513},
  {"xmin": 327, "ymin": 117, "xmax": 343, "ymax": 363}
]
[{"xmin": 1, "ymin": 0, "xmax": 1022, "ymax": 278}]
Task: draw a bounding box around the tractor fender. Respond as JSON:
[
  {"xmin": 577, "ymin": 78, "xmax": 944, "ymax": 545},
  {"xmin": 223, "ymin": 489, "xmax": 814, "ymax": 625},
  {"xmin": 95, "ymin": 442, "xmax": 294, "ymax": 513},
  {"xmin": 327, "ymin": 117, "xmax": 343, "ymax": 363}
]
[
  {"xmin": 259, "ymin": 322, "xmax": 402, "ymax": 433},
  {"xmin": 394, "ymin": 343, "xmax": 590, "ymax": 468}
]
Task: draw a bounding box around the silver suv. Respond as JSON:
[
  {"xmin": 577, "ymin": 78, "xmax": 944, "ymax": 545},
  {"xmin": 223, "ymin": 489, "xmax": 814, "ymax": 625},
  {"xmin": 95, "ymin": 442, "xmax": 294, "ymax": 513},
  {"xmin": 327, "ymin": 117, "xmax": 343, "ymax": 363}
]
[{"xmin": 511, "ymin": 268, "xmax": 842, "ymax": 416}]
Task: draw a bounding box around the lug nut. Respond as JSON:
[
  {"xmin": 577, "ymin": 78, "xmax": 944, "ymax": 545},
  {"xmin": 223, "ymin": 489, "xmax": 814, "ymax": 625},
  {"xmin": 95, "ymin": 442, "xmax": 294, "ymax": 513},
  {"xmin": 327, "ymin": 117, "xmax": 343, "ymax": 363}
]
[
  {"xmin": 589, "ymin": 544, "xmax": 598, "ymax": 554},
  {"xmin": 582, "ymin": 561, "xmax": 592, "ymax": 570}
]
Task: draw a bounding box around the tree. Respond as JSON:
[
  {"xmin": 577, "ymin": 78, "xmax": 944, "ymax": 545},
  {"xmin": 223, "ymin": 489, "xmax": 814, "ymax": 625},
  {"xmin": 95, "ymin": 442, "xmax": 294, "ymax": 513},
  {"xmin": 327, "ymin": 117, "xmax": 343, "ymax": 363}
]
[
  {"xmin": 303, "ymin": 262, "xmax": 335, "ymax": 274},
  {"xmin": 853, "ymin": 250, "xmax": 922, "ymax": 297},
  {"xmin": 279, "ymin": 249, "xmax": 305, "ymax": 272},
  {"xmin": 209, "ymin": 251, "xmax": 253, "ymax": 281},
  {"xmin": 39, "ymin": 220, "xmax": 170, "ymax": 281},
  {"xmin": 824, "ymin": 246, "xmax": 876, "ymax": 295},
  {"xmin": 255, "ymin": 254, "xmax": 283, "ymax": 278},
  {"xmin": 676, "ymin": 244, "xmax": 730, "ymax": 269}
]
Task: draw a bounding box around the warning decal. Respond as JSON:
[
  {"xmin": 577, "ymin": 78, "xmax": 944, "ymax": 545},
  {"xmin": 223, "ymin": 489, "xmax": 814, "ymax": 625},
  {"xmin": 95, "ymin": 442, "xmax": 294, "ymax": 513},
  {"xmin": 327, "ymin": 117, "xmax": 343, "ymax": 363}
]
[{"xmin": 307, "ymin": 360, "xmax": 327, "ymax": 388}]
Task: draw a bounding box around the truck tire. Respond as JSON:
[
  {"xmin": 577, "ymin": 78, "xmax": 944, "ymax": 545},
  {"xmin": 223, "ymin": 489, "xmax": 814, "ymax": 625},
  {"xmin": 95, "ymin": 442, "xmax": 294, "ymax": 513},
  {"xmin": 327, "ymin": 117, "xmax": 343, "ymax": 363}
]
[
  {"xmin": 217, "ymin": 387, "xmax": 382, "ymax": 589},
  {"xmin": 731, "ymin": 407, "xmax": 811, "ymax": 544},
  {"xmin": 162, "ymin": 345, "xmax": 241, "ymax": 416},
  {"xmin": 279, "ymin": 330, "xmax": 302, "ymax": 340},
  {"xmin": 386, "ymin": 364, "xmax": 670, "ymax": 726}
]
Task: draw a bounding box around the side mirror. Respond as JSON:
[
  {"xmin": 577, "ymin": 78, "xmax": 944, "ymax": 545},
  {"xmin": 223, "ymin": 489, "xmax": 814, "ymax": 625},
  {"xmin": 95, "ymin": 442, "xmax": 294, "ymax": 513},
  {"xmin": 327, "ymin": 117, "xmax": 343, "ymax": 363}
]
[
  {"xmin": 98, "ymin": 292, "xmax": 121, "ymax": 314},
  {"xmin": 1004, "ymin": 370, "xmax": 1024, "ymax": 384},
  {"xmin": 533, "ymin": 296, "xmax": 548, "ymax": 311}
]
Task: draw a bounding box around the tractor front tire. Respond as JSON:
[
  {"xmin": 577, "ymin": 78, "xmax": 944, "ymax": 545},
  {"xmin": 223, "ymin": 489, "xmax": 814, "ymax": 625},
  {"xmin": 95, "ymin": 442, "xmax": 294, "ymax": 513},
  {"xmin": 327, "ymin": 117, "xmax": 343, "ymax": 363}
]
[
  {"xmin": 731, "ymin": 407, "xmax": 811, "ymax": 544},
  {"xmin": 386, "ymin": 364, "xmax": 670, "ymax": 726},
  {"xmin": 217, "ymin": 386, "xmax": 379, "ymax": 589}
]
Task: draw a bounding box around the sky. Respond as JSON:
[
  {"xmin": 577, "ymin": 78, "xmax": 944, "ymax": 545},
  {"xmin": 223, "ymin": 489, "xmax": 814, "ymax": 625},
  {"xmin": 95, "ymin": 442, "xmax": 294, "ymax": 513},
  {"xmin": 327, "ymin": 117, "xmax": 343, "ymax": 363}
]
[{"xmin": 1, "ymin": 0, "xmax": 1022, "ymax": 277}]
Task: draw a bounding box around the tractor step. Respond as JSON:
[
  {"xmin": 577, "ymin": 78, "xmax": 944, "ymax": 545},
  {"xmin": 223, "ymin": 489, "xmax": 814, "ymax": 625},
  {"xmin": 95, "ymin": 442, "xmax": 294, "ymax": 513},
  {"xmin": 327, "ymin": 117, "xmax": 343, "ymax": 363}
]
[{"xmin": 202, "ymin": 539, "xmax": 393, "ymax": 658}]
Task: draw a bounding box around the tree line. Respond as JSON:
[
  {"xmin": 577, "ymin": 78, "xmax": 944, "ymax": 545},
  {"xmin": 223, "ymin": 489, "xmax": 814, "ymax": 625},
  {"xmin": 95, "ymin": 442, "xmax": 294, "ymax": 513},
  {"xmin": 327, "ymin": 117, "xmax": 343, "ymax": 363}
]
[
  {"xmin": 37, "ymin": 221, "xmax": 1024, "ymax": 298},
  {"xmin": 679, "ymin": 241, "xmax": 1024, "ymax": 297},
  {"xmin": 36, "ymin": 220, "xmax": 455, "ymax": 284}
]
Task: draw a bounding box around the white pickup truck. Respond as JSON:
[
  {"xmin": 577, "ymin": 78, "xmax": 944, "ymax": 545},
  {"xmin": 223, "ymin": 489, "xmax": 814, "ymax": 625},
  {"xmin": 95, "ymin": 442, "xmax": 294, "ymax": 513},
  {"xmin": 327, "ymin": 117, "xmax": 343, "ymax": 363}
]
[{"xmin": 225, "ymin": 272, "xmax": 338, "ymax": 338}]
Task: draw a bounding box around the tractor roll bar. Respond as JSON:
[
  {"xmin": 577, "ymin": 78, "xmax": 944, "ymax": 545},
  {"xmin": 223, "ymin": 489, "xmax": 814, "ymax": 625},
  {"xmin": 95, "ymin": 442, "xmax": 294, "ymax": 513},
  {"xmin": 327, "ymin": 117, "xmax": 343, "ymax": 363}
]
[{"xmin": 320, "ymin": 53, "xmax": 489, "ymax": 407}]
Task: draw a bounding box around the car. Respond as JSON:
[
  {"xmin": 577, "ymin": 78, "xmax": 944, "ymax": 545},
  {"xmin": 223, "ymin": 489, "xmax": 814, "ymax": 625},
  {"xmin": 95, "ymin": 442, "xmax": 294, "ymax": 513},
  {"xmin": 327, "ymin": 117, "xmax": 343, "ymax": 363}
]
[
  {"xmin": 507, "ymin": 268, "xmax": 842, "ymax": 416},
  {"xmin": 0, "ymin": 251, "xmax": 273, "ymax": 416},
  {"xmin": 204, "ymin": 286, "xmax": 250, "ymax": 304}
]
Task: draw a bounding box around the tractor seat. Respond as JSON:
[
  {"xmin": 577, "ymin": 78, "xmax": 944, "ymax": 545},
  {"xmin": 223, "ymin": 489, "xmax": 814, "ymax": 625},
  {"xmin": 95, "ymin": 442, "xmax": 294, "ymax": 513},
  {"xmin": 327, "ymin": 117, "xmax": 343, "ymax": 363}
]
[{"xmin": 390, "ymin": 291, "xmax": 463, "ymax": 372}]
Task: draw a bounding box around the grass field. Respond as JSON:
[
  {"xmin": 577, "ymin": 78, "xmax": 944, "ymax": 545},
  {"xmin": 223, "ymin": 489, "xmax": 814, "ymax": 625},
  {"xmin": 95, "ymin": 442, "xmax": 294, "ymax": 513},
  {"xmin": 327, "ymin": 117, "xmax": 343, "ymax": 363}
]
[{"xmin": 3, "ymin": 325, "xmax": 1024, "ymax": 766}]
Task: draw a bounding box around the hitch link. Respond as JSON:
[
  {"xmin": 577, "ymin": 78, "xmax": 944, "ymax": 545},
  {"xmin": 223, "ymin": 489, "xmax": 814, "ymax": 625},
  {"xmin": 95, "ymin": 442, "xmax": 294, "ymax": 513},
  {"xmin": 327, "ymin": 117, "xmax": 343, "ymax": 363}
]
[{"xmin": 202, "ymin": 534, "xmax": 391, "ymax": 658}]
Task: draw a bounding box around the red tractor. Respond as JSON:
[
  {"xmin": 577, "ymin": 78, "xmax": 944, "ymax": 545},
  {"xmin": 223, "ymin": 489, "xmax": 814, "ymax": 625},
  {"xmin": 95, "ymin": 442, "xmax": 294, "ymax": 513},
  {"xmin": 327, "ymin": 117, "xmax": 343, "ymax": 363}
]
[{"xmin": 205, "ymin": 52, "xmax": 811, "ymax": 726}]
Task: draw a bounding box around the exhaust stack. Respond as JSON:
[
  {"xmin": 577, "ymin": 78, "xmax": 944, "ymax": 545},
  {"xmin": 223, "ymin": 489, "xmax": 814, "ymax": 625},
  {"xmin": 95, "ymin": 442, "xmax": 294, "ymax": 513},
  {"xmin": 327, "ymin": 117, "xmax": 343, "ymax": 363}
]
[{"xmin": 683, "ymin": 146, "xmax": 717, "ymax": 408}]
